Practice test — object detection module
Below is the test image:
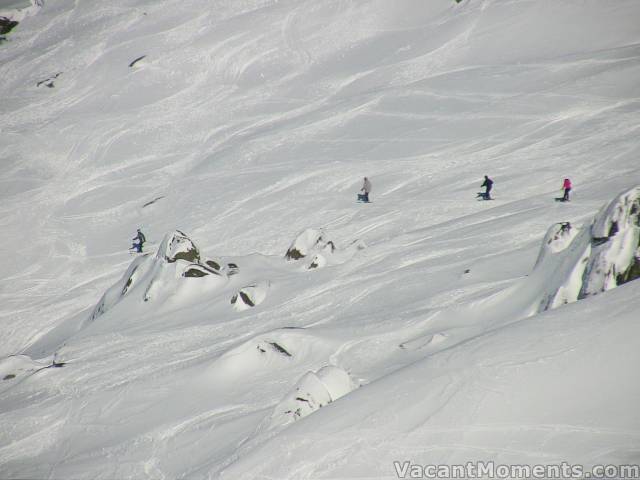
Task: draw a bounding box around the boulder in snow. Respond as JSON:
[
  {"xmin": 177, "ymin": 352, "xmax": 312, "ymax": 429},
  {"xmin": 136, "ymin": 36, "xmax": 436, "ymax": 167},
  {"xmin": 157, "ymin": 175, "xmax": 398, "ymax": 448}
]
[
  {"xmin": 231, "ymin": 281, "xmax": 270, "ymax": 311},
  {"xmin": 285, "ymin": 228, "xmax": 365, "ymax": 270},
  {"xmin": 270, "ymin": 365, "xmax": 358, "ymax": 426},
  {"xmin": 90, "ymin": 230, "xmax": 228, "ymax": 321},
  {"xmin": 532, "ymin": 186, "xmax": 640, "ymax": 312}
]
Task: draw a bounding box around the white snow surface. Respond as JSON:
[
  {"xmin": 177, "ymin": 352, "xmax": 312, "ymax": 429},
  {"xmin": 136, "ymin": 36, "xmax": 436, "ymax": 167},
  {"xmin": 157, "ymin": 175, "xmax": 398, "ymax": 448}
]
[{"xmin": 1, "ymin": 0, "xmax": 640, "ymax": 478}]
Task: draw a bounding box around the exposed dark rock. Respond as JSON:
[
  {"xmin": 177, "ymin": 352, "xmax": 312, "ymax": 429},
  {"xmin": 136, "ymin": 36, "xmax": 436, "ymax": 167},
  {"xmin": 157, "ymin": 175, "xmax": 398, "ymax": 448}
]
[
  {"xmin": 129, "ymin": 55, "xmax": 147, "ymax": 67},
  {"xmin": 239, "ymin": 291, "xmax": 254, "ymax": 306},
  {"xmin": 0, "ymin": 17, "xmax": 18, "ymax": 35},
  {"xmin": 591, "ymin": 236, "xmax": 609, "ymax": 247},
  {"xmin": 205, "ymin": 259, "xmax": 221, "ymax": 271},
  {"xmin": 268, "ymin": 342, "xmax": 292, "ymax": 357},
  {"xmin": 285, "ymin": 248, "xmax": 304, "ymax": 260},
  {"xmin": 226, "ymin": 263, "xmax": 239, "ymax": 275},
  {"xmin": 142, "ymin": 196, "xmax": 164, "ymax": 208},
  {"xmin": 172, "ymin": 250, "xmax": 199, "ymax": 263},
  {"xmin": 36, "ymin": 72, "xmax": 62, "ymax": 88},
  {"xmin": 256, "ymin": 342, "xmax": 292, "ymax": 357},
  {"xmin": 183, "ymin": 265, "xmax": 210, "ymax": 278},
  {"xmin": 121, "ymin": 266, "xmax": 138, "ymax": 295},
  {"xmin": 231, "ymin": 282, "xmax": 270, "ymax": 311},
  {"xmin": 163, "ymin": 230, "xmax": 200, "ymax": 263},
  {"xmin": 617, "ymin": 256, "xmax": 640, "ymax": 285},
  {"xmin": 3, "ymin": 374, "xmax": 15, "ymax": 381},
  {"xmin": 183, "ymin": 261, "xmax": 221, "ymax": 278}
]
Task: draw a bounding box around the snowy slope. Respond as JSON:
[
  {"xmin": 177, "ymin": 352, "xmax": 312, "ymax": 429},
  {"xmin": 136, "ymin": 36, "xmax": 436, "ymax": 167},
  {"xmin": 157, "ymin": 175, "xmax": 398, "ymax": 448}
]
[{"xmin": 1, "ymin": 0, "xmax": 640, "ymax": 478}]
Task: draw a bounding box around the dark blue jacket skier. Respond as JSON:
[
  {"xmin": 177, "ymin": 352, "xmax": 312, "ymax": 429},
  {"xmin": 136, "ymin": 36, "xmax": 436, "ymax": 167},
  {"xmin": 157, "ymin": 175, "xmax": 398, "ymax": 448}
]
[
  {"xmin": 481, "ymin": 175, "xmax": 493, "ymax": 200},
  {"xmin": 132, "ymin": 228, "xmax": 146, "ymax": 252}
]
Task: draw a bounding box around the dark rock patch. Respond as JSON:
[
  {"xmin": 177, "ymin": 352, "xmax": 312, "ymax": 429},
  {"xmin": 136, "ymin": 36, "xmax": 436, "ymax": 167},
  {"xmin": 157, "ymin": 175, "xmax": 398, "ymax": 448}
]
[
  {"xmin": 129, "ymin": 55, "xmax": 147, "ymax": 68},
  {"xmin": 268, "ymin": 342, "xmax": 292, "ymax": 357},
  {"xmin": 142, "ymin": 196, "xmax": 164, "ymax": 208},
  {"xmin": 121, "ymin": 266, "xmax": 138, "ymax": 295},
  {"xmin": 183, "ymin": 265, "xmax": 210, "ymax": 278},
  {"xmin": 0, "ymin": 17, "xmax": 18, "ymax": 35},
  {"xmin": 238, "ymin": 291, "xmax": 254, "ymax": 306},
  {"xmin": 205, "ymin": 259, "xmax": 221, "ymax": 271},
  {"xmin": 36, "ymin": 72, "xmax": 62, "ymax": 88},
  {"xmin": 164, "ymin": 230, "xmax": 200, "ymax": 263},
  {"xmin": 256, "ymin": 341, "xmax": 292, "ymax": 357}
]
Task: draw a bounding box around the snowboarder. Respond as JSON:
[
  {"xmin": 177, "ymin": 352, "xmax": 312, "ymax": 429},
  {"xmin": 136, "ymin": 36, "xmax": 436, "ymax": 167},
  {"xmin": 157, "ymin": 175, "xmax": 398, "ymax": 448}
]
[
  {"xmin": 358, "ymin": 177, "xmax": 372, "ymax": 203},
  {"xmin": 562, "ymin": 178, "xmax": 572, "ymax": 201},
  {"xmin": 480, "ymin": 175, "xmax": 493, "ymax": 200},
  {"xmin": 131, "ymin": 228, "xmax": 146, "ymax": 253}
]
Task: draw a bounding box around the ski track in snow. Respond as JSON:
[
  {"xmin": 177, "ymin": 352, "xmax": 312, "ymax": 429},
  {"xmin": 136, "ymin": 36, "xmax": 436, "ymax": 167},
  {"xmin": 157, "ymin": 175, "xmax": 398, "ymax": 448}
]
[{"xmin": 1, "ymin": 0, "xmax": 640, "ymax": 478}]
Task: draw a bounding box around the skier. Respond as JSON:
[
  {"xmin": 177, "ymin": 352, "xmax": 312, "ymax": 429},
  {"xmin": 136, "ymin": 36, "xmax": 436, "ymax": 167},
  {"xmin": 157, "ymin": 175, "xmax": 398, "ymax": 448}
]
[
  {"xmin": 480, "ymin": 175, "xmax": 493, "ymax": 200},
  {"xmin": 562, "ymin": 178, "xmax": 572, "ymax": 201},
  {"xmin": 359, "ymin": 177, "xmax": 372, "ymax": 202},
  {"xmin": 131, "ymin": 228, "xmax": 146, "ymax": 253}
]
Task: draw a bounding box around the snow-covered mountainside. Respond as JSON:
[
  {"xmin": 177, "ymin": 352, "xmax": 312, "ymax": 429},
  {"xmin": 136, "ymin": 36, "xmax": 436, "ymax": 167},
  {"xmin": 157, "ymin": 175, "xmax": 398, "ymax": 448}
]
[{"xmin": 1, "ymin": 0, "xmax": 640, "ymax": 478}]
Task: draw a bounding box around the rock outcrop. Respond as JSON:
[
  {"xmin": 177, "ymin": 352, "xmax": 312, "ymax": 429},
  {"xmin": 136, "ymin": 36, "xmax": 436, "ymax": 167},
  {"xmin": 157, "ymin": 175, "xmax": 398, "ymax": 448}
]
[
  {"xmin": 269, "ymin": 365, "xmax": 358, "ymax": 426},
  {"xmin": 535, "ymin": 186, "xmax": 640, "ymax": 312},
  {"xmin": 231, "ymin": 281, "xmax": 270, "ymax": 311},
  {"xmin": 285, "ymin": 228, "xmax": 366, "ymax": 270},
  {"xmin": 90, "ymin": 230, "xmax": 229, "ymax": 321},
  {"xmin": 0, "ymin": 16, "xmax": 18, "ymax": 35}
]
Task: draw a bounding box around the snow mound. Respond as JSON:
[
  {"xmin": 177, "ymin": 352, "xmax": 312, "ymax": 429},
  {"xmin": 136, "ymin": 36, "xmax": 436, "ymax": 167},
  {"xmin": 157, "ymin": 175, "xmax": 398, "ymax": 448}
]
[
  {"xmin": 90, "ymin": 230, "xmax": 228, "ymax": 321},
  {"xmin": 284, "ymin": 228, "xmax": 366, "ymax": 270},
  {"xmin": 0, "ymin": 354, "xmax": 63, "ymax": 394},
  {"xmin": 206, "ymin": 329, "xmax": 337, "ymax": 383},
  {"xmin": 269, "ymin": 365, "xmax": 358, "ymax": 427},
  {"xmin": 231, "ymin": 281, "xmax": 271, "ymax": 311},
  {"xmin": 0, "ymin": 355, "xmax": 43, "ymax": 382},
  {"xmin": 536, "ymin": 186, "xmax": 640, "ymax": 311}
]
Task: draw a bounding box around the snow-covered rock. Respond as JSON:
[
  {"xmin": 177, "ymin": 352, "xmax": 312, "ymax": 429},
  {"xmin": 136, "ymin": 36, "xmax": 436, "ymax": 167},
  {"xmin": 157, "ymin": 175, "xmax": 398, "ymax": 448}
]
[
  {"xmin": 535, "ymin": 186, "xmax": 640, "ymax": 311},
  {"xmin": 204, "ymin": 329, "xmax": 338, "ymax": 385},
  {"xmin": 580, "ymin": 186, "xmax": 640, "ymax": 296},
  {"xmin": 90, "ymin": 230, "xmax": 228, "ymax": 321},
  {"xmin": 0, "ymin": 0, "xmax": 43, "ymax": 28},
  {"xmin": 159, "ymin": 229, "xmax": 200, "ymax": 264},
  {"xmin": 285, "ymin": 228, "xmax": 365, "ymax": 270},
  {"xmin": 285, "ymin": 228, "xmax": 334, "ymax": 261},
  {"xmin": 0, "ymin": 354, "xmax": 63, "ymax": 394},
  {"xmin": 269, "ymin": 365, "xmax": 358, "ymax": 426},
  {"xmin": 231, "ymin": 281, "xmax": 270, "ymax": 311}
]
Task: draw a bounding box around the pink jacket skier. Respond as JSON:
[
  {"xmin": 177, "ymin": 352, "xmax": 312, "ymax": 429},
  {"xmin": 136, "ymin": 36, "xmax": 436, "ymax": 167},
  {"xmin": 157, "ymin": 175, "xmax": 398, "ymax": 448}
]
[{"xmin": 562, "ymin": 178, "xmax": 572, "ymax": 201}]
